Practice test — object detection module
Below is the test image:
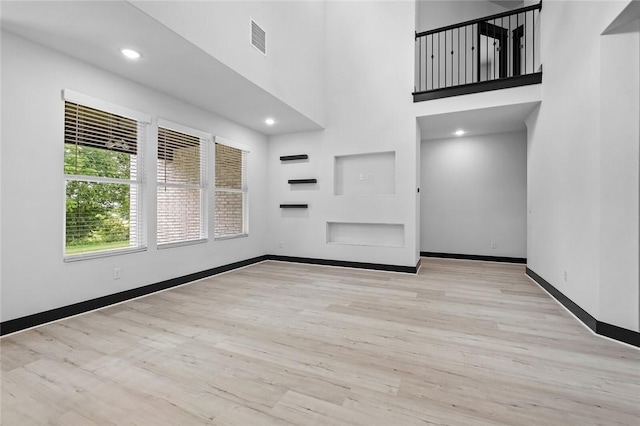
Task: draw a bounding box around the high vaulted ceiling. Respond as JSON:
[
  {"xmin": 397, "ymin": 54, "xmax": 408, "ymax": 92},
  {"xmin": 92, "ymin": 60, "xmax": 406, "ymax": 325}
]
[
  {"xmin": 1, "ymin": 1, "xmax": 323, "ymax": 136},
  {"xmin": 488, "ymin": 1, "xmax": 525, "ymax": 10}
]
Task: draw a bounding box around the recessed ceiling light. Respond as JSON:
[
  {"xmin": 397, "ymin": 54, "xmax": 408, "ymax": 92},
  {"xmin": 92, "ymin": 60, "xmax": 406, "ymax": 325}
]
[
  {"xmin": 120, "ymin": 48, "xmax": 141, "ymax": 60},
  {"xmin": 265, "ymin": 118, "xmax": 276, "ymax": 126},
  {"xmin": 454, "ymin": 129, "xmax": 465, "ymax": 136}
]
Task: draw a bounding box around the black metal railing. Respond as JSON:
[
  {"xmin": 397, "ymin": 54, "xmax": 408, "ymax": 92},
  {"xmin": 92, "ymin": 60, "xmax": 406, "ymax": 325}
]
[{"xmin": 414, "ymin": 2, "xmax": 542, "ymax": 100}]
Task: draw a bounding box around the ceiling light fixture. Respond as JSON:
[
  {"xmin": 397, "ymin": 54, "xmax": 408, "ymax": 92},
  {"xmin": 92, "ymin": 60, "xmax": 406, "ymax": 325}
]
[
  {"xmin": 120, "ymin": 48, "xmax": 141, "ymax": 60},
  {"xmin": 454, "ymin": 129, "xmax": 465, "ymax": 136},
  {"xmin": 265, "ymin": 118, "xmax": 276, "ymax": 126}
]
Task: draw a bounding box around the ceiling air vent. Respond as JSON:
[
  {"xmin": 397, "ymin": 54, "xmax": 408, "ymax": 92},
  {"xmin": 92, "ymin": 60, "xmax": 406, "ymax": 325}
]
[{"xmin": 251, "ymin": 19, "xmax": 266, "ymax": 55}]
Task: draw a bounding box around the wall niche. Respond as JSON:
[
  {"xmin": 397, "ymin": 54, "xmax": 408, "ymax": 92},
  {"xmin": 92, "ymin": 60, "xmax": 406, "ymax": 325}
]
[
  {"xmin": 327, "ymin": 222, "xmax": 405, "ymax": 248},
  {"xmin": 334, "ymin": 151, "xmax": 395, "ymax": 195}
]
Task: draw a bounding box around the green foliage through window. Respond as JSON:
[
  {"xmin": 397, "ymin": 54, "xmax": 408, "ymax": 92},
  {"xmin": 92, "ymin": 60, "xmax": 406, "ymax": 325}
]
[
  {"xmin": 64, "ymin": 100, "xmax": 140, "ymax": 256},
  {"xmin": 64, "ymin": 144, "xmax": 132, "ymax": 180},
  {"xmin": 65, "ymin": 180, "xmax": 131, "ymax": 251}
]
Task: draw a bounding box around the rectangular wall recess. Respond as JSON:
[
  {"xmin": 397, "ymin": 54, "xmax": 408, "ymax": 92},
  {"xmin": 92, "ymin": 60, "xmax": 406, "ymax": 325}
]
[
  {"xmin": 334, "ymin": 151, "xmax": 395, "ymax": 195},
  {"xmin": 327, "ymin": 222, "xmax": 404, "ymax": 247},
  {"xmin": 280, "ymin": 204, "xmax": 308, "ymax": 208}
]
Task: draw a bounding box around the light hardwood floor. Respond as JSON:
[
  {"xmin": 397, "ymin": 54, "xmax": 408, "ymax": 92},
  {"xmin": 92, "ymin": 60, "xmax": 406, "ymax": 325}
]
[{"xmin": 1, "ymin": 258, "xmax": 639, "ymax": 425}]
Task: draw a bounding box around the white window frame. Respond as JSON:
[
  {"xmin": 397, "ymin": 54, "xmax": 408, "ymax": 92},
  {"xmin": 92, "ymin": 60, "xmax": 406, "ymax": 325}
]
[
  {"xmin": 156, "ymin": 119, "xmax": 210, "ymax": 249},
  {"xmin": 213, "ymin": 136, "xmax": 250, "ymax": 240},
  {"xmin": 62, "ymin": 89, "xmax": 150, "ymax": 262}
]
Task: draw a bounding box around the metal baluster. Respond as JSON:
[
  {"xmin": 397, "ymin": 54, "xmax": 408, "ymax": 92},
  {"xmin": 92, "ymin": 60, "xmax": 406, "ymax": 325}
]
[
  {"xmin": 438, "ymin": 32, "xmax": 440, "ymax": 89},
  {"xmin": 493, "ymin": 19, "xmax": 496, "ymax": 80},
  {"xmin": 509, "ymin": 13, "xmax": 511, "ymax": 77},
  {"xmin": 525, "ymin": 11, "xmax": 527, "ymax": 74},
  {"xmin": 486, "ymin": 22, "xmax": 488, "ymax": 81},
  {"xmin": 431, "ymin": 34, "xmax": 434, "ymax": 90},
  {"xmin": 473, "ymin": 23, "xmax": 477, "ymax": 82},
  {"xmin": 516, "ymin": 12, "xmax": 519, "ymax": 76},
  {"xmin": 501, "ymin": 15, "xmax": 504, "ymax": 78},
  {"xmin": 457, "ymin": 27, "xmax": 460, "ymax": 85},
  {"xmin": 451, "ymin": 30, "xmax": 454, "ymax": 86},
  {"xmin": 465, "ymin": 25, "xmax": 467, "ymax": 84},
  {"xmin": 533, "ymin": 10, "xmax": 536, "ymax": 73},
  {"xmin": 418, "ymin": 36, "xmax": 422, "ymax": 92}
]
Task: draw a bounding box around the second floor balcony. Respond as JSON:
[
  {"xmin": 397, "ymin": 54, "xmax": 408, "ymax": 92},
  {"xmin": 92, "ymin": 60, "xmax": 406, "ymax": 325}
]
[{"xmin": 414, "ymin": 2, "xmax": 542, "ymax": 102}]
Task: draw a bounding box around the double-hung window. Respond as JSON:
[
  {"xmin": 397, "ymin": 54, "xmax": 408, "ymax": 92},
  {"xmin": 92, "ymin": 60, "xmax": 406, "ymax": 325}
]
[
  {"xmin": 157, "ymin": 121, "xmax": 208, "ymax": 247},
  {"xmin": 63, "ymin": 90, "xmax": 149, "ymax": 259},
  {"xmin": 214, "ymin": 137, "xmax": 248, "ymax": 239}
]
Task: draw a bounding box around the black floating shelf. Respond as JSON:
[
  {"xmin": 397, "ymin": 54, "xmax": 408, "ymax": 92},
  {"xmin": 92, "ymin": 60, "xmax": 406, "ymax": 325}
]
[
  {"xmin": 288, "ymin": 179, "xmax": 317, "ymax": 184},
  {"xmin": 280, "ymin": 204, "xmax": 308, "ymax": 209},
  {"xmin": 280, "ymin": 154, "xmax": 308, "ymax": 161}
]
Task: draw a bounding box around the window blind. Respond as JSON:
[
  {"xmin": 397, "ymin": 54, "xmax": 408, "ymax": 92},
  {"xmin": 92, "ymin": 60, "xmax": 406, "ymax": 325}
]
[
  {"xmin": 157, "ymin": 125, "xmax": 207, "ymax": 246},
  {"xmin": 64, "ymin": 103, "xmax": 138, "ymax": 156},
  {"xmin": 64, "ymin": 101, "xmax": 146, "ymax": 259}
]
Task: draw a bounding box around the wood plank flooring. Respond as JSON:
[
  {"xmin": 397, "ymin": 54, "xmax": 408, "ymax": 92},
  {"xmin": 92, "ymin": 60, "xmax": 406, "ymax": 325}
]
[{"xmin": 2, "ymin": 258, "xmax": 639, "ymax": 425}]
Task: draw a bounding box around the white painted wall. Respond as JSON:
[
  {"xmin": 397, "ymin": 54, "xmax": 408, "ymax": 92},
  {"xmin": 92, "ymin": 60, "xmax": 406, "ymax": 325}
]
[
  {"xmin": 267, "ymin": 0, "xmax": 419, "ymax": 267},
  {"xmin": 334, "ymin": 151, "xmax": 396, "ymax": 196},
  {"xmin": 0, "ymin": 30, "xmax": 3, "ymax": 323},
  {"xmin": 0, "ymin": 32, "xmax": 268, "ymax": 322},
  {"xmin": 421, "ymin": 131, "xmax": 527, "ymax": 257},
  {"xmin": 599, "ymin": 19, "xmax": 640, "ymax": 331},
  {"xmin": 416, "ymin": 0, "xmax": 508, "ymax": 32},
  {"xmin": 414, "ymin": 83, "xmax": 542, "ymax": 118},
  {"xmin": 526, "ymin": 0, "xmax": 638, "ymax": 330},
  {"xmin": 416, "ymin": 122, "xmax": 422, "ymax": 262},
  {"xmin": 131, "ymin": 0, "xmax": 325, "ymax": 128}
]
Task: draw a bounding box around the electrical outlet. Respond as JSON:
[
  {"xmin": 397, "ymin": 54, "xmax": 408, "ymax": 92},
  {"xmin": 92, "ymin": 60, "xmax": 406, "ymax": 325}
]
[
  {"xmin": 564, "ymin": 271, "xmax": 567, "ymax": 282},
  {"xmin": 490, "ymin": 241, "xmax": 496, "ymax": 249},
  {"xmin": 278, "ymin": 241, "xmax": 283, "ymax": 248},
  {"xmin": 359, "ymin": 173, "xmax": 364, "ymax": 181},
  {"xmin": 113, "ymin": 268, "xmax": 122, "ymax": 280}
]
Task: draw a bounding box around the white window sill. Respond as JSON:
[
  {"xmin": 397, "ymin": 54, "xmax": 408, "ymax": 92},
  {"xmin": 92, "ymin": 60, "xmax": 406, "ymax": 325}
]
[
  {"xmin": 158, "ymin": 238, "xmax": 208, "ymax": 250},
  {"xmin": 214, "ymin": 233, "xmax": 249, "ymax": 241},
  {"xmin": 64, "ymin": 246, "xmax": 147, "ymax": 262}
]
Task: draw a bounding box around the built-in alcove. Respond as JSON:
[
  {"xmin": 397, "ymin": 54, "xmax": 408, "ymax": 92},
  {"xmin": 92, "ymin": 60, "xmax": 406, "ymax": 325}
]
[
  {"xmin": 327, "ymin": 222, "xmax": 405, "ymax": 247},
  {"xmin": 334, "ymin": 151, "xmax": 395, "ymax": 195}
]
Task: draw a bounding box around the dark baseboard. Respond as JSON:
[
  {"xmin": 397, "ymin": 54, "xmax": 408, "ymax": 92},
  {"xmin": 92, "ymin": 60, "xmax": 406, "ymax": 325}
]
[
  {"xmin": 0, "ymin": 255, "xmax": 269, "ymax": 337},
  {"xmin": 526, "ymin": 268, "xmax": 598, "ymax": 330},
  {"xmin": 267, "ymin": 255, "xmax": 420, "ymax": 274},
  {"xmin": 421, "ymin": 252, "xmax": 526, "ymax": 264},
  {"xmin": 596, "ymin": 322, "xmax": 640, "ymax": 348},
  {"xmin": 0, "ymin": 254, "xmax": 419, "ymax": 336},
  {"xmin": 9, "ymin": 256, "xmax": 635, "ymax": 347},
  {"xmin": 526, "ymin": 268, "xmax": 639, "ymax": 348}
]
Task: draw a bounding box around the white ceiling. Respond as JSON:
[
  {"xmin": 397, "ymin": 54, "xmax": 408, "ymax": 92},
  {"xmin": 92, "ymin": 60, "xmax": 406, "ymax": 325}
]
[
  {"xmin": 417, "ymin": 102, "xmax": 539, "ymax": 141},
  {"xmin": 488, "ymin": 1, "xmax": 525, "ymax": 10},
  {"xmin": 0, "ymin": 1, "xmax": 323, "ymax": 136},
  {"xmin": 603, "ymin": 0, "xmax": 640, "ymax": 34}
]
